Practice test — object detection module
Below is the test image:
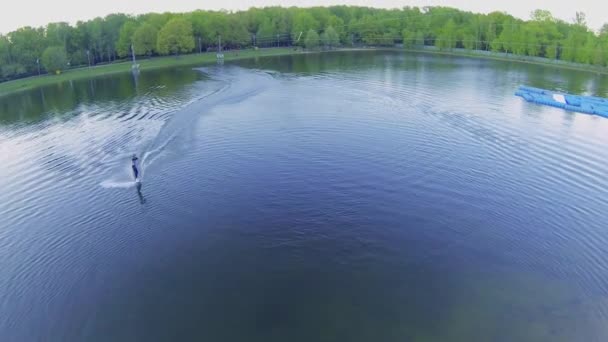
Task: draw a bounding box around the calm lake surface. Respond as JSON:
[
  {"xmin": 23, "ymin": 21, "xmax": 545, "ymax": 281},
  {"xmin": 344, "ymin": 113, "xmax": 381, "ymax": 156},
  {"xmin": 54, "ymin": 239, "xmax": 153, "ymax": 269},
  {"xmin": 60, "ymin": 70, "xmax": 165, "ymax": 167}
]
[{"xmin": 1, "ymin": 50, "xmax": 608, "ymax": 341}]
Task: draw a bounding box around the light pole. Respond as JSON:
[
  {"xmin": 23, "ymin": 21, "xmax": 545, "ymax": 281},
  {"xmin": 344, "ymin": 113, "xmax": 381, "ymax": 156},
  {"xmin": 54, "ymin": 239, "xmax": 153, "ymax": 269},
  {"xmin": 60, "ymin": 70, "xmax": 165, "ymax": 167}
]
[
  {"xmin": 86, "ymin": 50, "xmax": 91, "ymax": 68},
  {"xmin": 36, "ymin": 58, "xmax": 41, "ymax": 76},
  {"xmin": 131, "ymin": 44, "xmax": 136, "ymax": 65}
]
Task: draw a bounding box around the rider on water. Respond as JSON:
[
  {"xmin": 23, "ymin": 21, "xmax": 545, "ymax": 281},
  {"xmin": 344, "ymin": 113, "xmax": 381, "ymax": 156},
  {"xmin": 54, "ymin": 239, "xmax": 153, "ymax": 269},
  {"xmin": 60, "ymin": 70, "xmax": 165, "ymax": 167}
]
[{"xmin": 131, "ymin": 154, "xmax": 140, "ymax": 180}]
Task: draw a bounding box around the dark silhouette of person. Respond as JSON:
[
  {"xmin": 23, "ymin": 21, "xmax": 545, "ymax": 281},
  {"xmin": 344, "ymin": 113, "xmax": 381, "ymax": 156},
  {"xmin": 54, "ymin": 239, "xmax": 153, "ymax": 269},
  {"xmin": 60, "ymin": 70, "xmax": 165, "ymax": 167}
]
[{"xmin": 131, "ymin": 154, "xmax": 140, "ymax": 181}]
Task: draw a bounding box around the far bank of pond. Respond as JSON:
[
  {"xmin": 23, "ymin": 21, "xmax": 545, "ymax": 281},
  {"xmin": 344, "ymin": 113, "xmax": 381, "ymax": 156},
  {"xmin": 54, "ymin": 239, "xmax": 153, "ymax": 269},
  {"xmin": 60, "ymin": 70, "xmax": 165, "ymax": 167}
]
[
  {"xmin": 2, "ymin": 46, "xmax": 607, "ymax": 97},
  {"xmin": 0, "ymin": 47, "xmax": 301, "ymax": 96}
]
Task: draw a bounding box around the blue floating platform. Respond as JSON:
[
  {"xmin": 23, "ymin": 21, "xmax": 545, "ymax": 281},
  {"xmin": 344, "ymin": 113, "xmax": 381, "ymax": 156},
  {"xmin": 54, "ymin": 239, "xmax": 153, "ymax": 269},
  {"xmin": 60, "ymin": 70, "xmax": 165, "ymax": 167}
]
[{"xmin": 515, "ymin": 85, "xmax": 608, "ymax": 118}]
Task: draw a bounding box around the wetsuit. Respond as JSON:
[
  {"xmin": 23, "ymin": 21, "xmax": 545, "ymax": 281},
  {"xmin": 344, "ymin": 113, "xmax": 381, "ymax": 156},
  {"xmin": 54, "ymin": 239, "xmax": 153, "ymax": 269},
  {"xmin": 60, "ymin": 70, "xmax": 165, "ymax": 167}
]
[{"xmin": 132, "ymin": 156, "xmax": 139, "ymax": 179}]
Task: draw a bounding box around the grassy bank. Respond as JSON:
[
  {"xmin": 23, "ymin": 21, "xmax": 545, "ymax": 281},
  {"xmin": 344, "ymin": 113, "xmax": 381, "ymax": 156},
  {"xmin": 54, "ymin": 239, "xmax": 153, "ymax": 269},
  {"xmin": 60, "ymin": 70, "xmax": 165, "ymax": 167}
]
[
  {"xmin": 402, "ymin": 47, "xmax": 608, "ymax": 76},
  {"xmin": 0, "ymin": 47, "xmax": 301, "ymax": 96}
]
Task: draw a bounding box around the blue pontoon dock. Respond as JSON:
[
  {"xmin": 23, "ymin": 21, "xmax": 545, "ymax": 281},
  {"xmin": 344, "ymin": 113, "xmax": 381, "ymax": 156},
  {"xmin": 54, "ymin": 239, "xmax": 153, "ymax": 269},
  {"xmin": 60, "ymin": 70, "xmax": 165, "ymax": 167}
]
[{"xmin": 515, "ymin": 85, "xmax": 608, "ymax": 118}]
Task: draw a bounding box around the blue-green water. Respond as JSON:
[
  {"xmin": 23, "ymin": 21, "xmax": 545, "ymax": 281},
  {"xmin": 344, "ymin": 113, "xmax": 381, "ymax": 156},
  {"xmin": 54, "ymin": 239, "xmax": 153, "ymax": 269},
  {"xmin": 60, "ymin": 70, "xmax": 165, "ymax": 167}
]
[{"xmin": 1, "ymin": 50, "xmax": 608, "ymax": 341}]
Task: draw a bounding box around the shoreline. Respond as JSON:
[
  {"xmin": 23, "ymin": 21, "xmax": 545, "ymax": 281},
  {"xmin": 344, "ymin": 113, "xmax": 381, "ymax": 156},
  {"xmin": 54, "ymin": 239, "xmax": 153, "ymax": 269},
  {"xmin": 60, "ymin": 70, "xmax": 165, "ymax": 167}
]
[
  {"xmin": 0, "ymin": 47, "xmax": 304, "ymax": 96},
  {"xmin": 400, "ymin": 47, "xmax": 608, "ymax": 76},
  {"xmin": 1, "ymin": 46, "xmax": 606, "ymax": 97}
]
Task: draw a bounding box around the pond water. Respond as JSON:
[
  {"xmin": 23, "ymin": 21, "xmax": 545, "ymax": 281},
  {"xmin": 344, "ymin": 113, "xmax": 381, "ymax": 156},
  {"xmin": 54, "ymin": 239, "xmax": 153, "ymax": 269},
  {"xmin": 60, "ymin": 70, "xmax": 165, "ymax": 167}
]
[{"xmin": 1, "ymin": 50, "xmax": 608, "ymax": 341}]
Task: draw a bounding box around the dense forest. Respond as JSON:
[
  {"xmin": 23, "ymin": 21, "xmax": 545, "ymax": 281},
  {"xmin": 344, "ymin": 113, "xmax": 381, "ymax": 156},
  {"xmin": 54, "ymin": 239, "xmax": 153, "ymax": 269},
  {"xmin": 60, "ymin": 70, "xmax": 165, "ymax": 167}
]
[{"xmin": 1, "ymin": 6, "xmax": 607, "ymax": 81}]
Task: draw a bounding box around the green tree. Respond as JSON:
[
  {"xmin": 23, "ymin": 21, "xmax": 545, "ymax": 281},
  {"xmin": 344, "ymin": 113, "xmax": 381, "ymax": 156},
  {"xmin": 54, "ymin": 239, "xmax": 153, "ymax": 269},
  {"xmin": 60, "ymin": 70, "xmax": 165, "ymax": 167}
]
[
  {"xmin": 156, "ymin": 18, "xmax": 195, "ymax": 55},
  {"xmin": 188, "ymin": 10, "xmax": 249, "ymax": 49},
  {"xmin": 525, "ymin": 23, "xmax": 544, "ymax": 57},
  {"xmin": 225, "ymin": 15, "xmax": 251, "ymax": 48},
  {"xmin": 256, "ymin": 19, "xmax": 275, "ymax": 47},
  {"xmin": 304, "ymin": 29, "xmax": 320, "ymax": 49},
  {"xmin": 591, "ymin": 44, "xmax": 606, "ymax": 67},
  {"xmin": 46, "ymin": 22, "xmax": 71, "ymax": 51},
  {"xmin": 415, "ymin": 31, "xmax": 425, "ymax": 46},
  {"xmin": 241, "ymin": 7, "xmax": 265, "ymax": 35},
  {"xmin": 292, "ymin": 10, "xmax": 319, "ymax": 45},
  {"xmin": 402, "ymin": 29, "xmax": 416, "ymax": 47},
  {"xmin": 436, "ymin": 19, "xmax": 457, "ymax": 50},
  {"xmin": 116, "ymin": 21, "xmax": 138, "ymax": 58},
  {"xmin": 9, "ymin": 27, "xmax": 46, "ymax": 73},
  {"xmin": 86, "ymin": 18, "xmax": 105, "ymax": 62},
  {"xmin": 133, "ymin": 23, "xmax": 158, "ymax": 56},
  {"xmin": 576, "ymin": 37, "xmax": 593, "ymax": 64},
  {"xmin": 462, "ymin": 33, "xmax": 476, "ymax": 50},
  {"xmin": 41, "ymin": 46, "xmax": 68, "ymax": 74},
  {"xmin": 0, "ymin": 35, "xmax": 10, "ymax": 65},
  {"xmin": 562, "ymin": 27, "xmax": 591, "ymax": 63},
  {"xmin": 71, "ymin": 21, "xmax": 91, "ymax": 64},
  {"xmin": 0, "ymin": 35, "xmax": 24, "ymax": 80},
  {"xmin": 356, "ymin": 15, "xmax": 384, "ymax": 46},
  {"xmin": 546, "ymin": 43, "xmax": 558, "ymax": 59},
  {"xmin": 321, "ymin": 26, "xmax": 339, "ymax": 48},
  {"xmin": 141, "ymin": 12, "xmax": 173, "ymax": 31},
  {"xmin": 530, "ymin": 9, "xmax": 554, "ymax": 22},
  {"xmin": 492, "ymin": 20, "xmax": 518, "ymax": 53},
  {"xmin": 598, "ymin": 34, "xmax": 608, "ymax": 66},
  {"xmin": 103, "ymin": 14, "xmax": 128, "ymax": 61},
  {"xmin": 574, "ymin": 12, "xmax": 587, "ymax": 27},
  {"xmin": 561, "ymin": 32, "xmax": 578, "ymax": 62}
]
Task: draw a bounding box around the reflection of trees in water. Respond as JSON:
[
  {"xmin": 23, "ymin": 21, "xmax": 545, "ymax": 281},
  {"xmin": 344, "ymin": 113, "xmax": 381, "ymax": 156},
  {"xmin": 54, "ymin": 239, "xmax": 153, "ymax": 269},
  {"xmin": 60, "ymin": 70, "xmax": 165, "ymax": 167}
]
[
  {"xmin": 2, "ymin": 51, "xmax": 608, "ymax": 127},
  {"xmin": 234, "ymin": 50, "xmax": 378, "ymax": 74},
  {"xmin": 39, "ymin": 87, "xmax": 46, "ymax": 112},
  {"xmin": 510, "ymin": 61, "xmax": 608, "ymax": 97},
  {"xmin": 0, "ymin": 68, "xmax": 202, "ymax": 126},
  {"xmin": 589, "ymin": 74, "xmax": 608, "ymax": 98},
  {"xmin": 131, "ymin": 69, "xmax": 140, "ymax": 94}
]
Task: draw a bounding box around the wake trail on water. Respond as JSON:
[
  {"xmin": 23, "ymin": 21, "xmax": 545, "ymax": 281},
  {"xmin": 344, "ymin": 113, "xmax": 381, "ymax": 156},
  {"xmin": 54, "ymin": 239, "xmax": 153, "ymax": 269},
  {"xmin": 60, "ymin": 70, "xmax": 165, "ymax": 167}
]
[
  {"xmin": 99, "ymin": 180, "xmax": 137, "ymax": 189},
  {"xmin": 100, "ymin": 66, "xmax": 276, "ymax": 189}
]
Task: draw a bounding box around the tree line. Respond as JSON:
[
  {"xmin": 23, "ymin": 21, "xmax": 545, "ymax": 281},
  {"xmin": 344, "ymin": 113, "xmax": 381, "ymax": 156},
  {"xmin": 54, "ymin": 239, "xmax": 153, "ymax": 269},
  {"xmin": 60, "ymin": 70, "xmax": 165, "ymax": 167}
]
[{"xmin": 1, "ymin": 6, "xmax": 607, "ymax": 82}]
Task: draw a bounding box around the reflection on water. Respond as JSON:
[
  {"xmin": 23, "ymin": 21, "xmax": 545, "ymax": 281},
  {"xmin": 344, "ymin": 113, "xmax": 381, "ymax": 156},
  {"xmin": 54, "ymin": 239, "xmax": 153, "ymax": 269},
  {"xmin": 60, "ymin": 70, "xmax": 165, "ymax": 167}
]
[
  {"xmin": 136, "ymin": 182, "xmax": 146, "ymax": 204},
  {"xmin": 0, "ymin": 67, "xmax": 204, "ymax": 126},
  {"xmin": 235, "ymin": 50, "xmax": 608, "ymax": 97},
  {"xmin": 1, "ymin": 50, "xmax": 608, "ymax": 341}
]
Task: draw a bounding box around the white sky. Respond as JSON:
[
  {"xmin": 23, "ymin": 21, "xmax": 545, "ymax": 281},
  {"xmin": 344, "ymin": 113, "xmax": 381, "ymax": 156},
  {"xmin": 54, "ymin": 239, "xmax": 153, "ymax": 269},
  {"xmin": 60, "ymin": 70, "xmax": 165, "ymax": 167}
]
[{"xmin": 0, "ymin": 0, "xmax": 606, "ymax": 34}]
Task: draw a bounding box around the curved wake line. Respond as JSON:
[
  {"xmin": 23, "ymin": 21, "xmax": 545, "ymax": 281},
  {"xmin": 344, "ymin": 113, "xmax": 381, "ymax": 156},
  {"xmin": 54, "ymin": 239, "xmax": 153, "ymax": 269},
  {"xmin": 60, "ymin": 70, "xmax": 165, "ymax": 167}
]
[
  {"xmin": 139, "ymin": 135, "xmax": 176, "ymax": 176},
  {"xmin": 99, "ymin": 180, "xmax": 137, "ymax": 189},
  {"xmin": 100, "ymin": 66, "xmax": 275, "ymax": 190},
  {"xmin": 135, "ymin": 79, "xmax": 234, "ymax": 176}
]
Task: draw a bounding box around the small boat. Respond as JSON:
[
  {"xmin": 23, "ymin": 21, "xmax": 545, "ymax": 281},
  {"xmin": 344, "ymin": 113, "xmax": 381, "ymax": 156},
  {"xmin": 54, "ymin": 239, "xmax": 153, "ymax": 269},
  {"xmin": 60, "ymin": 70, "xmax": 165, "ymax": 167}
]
[{"xmin": 515, "ymin": 85, "xmax": 608, "ymax": 118}]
